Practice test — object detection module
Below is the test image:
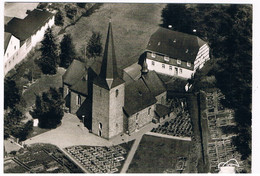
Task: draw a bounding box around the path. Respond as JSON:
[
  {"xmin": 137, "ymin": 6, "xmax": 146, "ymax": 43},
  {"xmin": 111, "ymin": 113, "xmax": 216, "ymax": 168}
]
[
  {"xmin": 24, "ymin": 113, "xmax": 110, "ymax": 148},
  {"xmin": 145, "ymin": 132, "xmax": 192, "ymax": 141},
  {"xmin": 120, "ymin": 136, "xmax": 142, "ymax": 173}
]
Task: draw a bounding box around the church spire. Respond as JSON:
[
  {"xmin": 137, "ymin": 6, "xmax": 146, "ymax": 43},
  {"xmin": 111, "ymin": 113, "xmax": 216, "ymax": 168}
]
[{"xmin": 98, "ymin": 21, "xmax": 124, "ymax": 89}]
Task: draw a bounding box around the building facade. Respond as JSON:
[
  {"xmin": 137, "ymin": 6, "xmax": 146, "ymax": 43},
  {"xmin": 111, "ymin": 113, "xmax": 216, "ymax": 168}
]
[
  {"xmin": 4, "ymin": 9, "xmax": 54, "ymax": 75},
  {"xmin": 145, "ymin": 27, "xmax": 210, "ymax": 79}
]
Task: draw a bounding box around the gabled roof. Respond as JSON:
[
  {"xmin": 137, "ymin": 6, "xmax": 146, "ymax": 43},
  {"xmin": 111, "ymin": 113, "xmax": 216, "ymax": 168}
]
[
  {"xmin": 63, "ymin": 59, "xmax": 86, "ymax": 86},
  {"xmin": 124, "ymin": 78, "xmax": 157, "ymax": 117},
  {"xmin": 155, "ymin": 104, "xmax": 171, "ymax": 118},
  {"xmin": 5, "ymin": 9, "xmax": 54, "ymax": 41},
  {"xmin": 141, "ymin": 71, "xmax": 166, "ymax": 97},
  {"xmin": 146, "ymin": 27, "xmax": 207, "ymax": 63},
  {"xmin": 70, "ymin": 75, "xmax": 88, "ymax": 96},
  {"xmin": 94, "ymin": 22, "xmax": 124, "ymax": 90},
  {"xmin": 4, "ymin": 32, "xmax": 12, "ymax": 54}
]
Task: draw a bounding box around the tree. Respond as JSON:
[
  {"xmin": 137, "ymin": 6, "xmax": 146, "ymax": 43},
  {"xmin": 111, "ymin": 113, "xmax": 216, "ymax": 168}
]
[
  {"xmin": 76, "ymin": 3, "xmax": 86, "ymax": 8},
  {"xmin": 65, "ymin": 4, "xmax": 78, "ymax": 20},
  {"xmin": 33, "ymin": 87, "xmax": 64, "ymax": 129},
  {"xmin": 59, "ymin": 34, "xmax": 76, "ymax": 68},
  {"xmin": 4, "ymin": 108, "xmax": 24, "ymax": 139},
  {"xmin": 38, "ymin": 27, "xmax": 58, "ymax": 74},
  {"xmin": 55, "ymin": 10, "xmax": 64, "ymax": 26},
  {"xmin": 4, "ymin": 77, "xmax": 21, "ymax": 110},
  {"xmin": 86, "ymin": 31, "xmax": 103, "ymax": 58}
]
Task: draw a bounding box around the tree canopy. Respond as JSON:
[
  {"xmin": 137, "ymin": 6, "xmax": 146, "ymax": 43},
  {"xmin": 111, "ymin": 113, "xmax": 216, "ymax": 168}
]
[
  {"xmin": 33, "ymin": 87, "xmax": 64, "ymax": 129},
  {"xmin": 4, "ymin": 77, "xmax": 21, "ymax": 110},
  {"xmin": 38, "ymin": 27, "xmax": 59, "ymax": 75},
  {"xmin": 86, "ymin": 31, "xmax": 103, "ymax": 58},
  {"xmin": 59, "ymin": 34, "xmax": 76, "ymax": 68}
]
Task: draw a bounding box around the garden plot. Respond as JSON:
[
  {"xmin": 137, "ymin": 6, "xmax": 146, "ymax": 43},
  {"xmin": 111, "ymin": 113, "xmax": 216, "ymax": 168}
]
[{"xmin": 65, "ymin": 142, "xmax": 133, "ymax": 173}]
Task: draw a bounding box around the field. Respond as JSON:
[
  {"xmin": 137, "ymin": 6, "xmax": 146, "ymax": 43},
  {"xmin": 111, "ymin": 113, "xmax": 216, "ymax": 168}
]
[
  {"xmin": 127, "ymin": 135, "xmax": 192, "ymax": 173},
  {"xmin": 65, "ymin": 3, "xmax": 166, "ymax": 68},
  {"xmin": 5, "ymin": 2, "xmax": 39, "ymax": 18}
]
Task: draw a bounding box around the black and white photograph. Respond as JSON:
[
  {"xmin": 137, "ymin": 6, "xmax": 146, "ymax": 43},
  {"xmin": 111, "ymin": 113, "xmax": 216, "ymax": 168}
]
[{"xmin": 3, "ymin": 0, "xmax": 255, "ymax": 174}]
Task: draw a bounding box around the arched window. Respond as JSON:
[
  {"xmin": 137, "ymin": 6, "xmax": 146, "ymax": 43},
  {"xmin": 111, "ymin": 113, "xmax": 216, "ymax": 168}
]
[
  {"xmin": 116, "ymin": 89, "xmax": 119, "ymax": 97},
  {"xmin": 148, "ymin": 107, "xmax": 151, "ymax": 115},
  {"xmin": 77, "ymin": 95, "xmax": 81, "ymax": 105},
  {"xmin": 99, "ymin": 122, "xmax": 102, "ymax": 130},
  {"xmin": 136, "ymin": 113, "xmax": 139, "ymax": 121}
]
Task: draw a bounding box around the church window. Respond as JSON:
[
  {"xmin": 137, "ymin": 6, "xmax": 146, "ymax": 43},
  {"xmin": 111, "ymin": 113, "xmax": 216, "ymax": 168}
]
[
  {"xmin": 179, "ymin": 68, "xmax": 183, "ymax": 74},
  {"xmin": 116, "ymin": 89, "xmax": 119, "ymax": 97},
  {"xmin": 99, "ymin": 122, "xmax": 102, "ymax": 130},
  {"xmin": 177, "ymin": 59, "xmax": 181, "ymax": 64},
  {"xmin": 100, "ymin": 89, "xmax": 102, "ymax": 96},
  {"xmin": 7, "ymin": 53, "xmax": 9, "ymax": 58},
  {"xmin": 77, "ymin": 94, "xmax": 81, "ymax": 105},
  {"xmin": 148, "ymin": 107, "xmax": 151, "ymax": 115},
  {"xmin": 162, "ymin": 64, "xmax": 165, "ymax": 68},
  {"xmin": 151, "ymin": 52, "xmax": 156, "ymax": 58},
  {"xmin": 152, "ymin": 61, "xmax": 155, "ymax": 66},
  {"xmin": 14, "ymin": 45, "xmax": 16, "ymax": 50},
  {"xmin": 136, "ymin": 113, "xmax": 139, "ymax": 121}
]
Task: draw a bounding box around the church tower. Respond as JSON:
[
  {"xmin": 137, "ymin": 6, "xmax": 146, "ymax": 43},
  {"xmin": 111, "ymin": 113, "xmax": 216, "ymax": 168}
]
[{"xmin": 92, "ymin": 21, "xmax": 125, "ymax": 139}]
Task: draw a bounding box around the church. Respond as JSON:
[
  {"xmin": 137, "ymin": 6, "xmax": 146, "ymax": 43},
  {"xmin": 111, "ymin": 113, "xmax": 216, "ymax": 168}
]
[{"xmin": 62, "ymin": 22, "xmax": 168, "ymax": 139}]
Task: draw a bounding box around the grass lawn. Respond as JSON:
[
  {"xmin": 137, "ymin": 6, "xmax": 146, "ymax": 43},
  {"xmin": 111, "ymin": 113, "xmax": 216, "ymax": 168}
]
[
  {"xmin": 65, "ymin": 3, "xmax": 166, "ymax": 69},
  {"xmin": 27, "ymin": 127, "xmax": 50, "ymax": 139},
  {"xmin": 127, "ymin": 135, "xmax": 192, "ymax": 173},
  {"xmin": 22, "ymin": 67, "xmax": 66, "ymax": 109}
]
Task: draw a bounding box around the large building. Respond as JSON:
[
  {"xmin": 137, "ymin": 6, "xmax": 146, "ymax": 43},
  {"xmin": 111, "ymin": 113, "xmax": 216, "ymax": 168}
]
[
  {"xmin": 145, "ymin": 27, "xmax": 210, "ymax": 79},
  {"xmin": 62, "ymin": 22, "xmax": 167, "ymax": 139},
  {"xmin": 4, "ymin": 9, "xmax": 54, "ymax": 75}
]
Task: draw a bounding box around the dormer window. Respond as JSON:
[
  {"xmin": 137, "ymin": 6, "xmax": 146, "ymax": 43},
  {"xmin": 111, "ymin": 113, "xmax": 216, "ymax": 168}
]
[
  {"xmin": 151, "ymin": 52, "xmax": 156, "ymax": 58},
  {"xmin": 164, "ymin": 56, "xmax": 169, "ymax": 62},
  {"xmin": 158, "ymin": 42, "xmax": 161, "ymax": 46},
  {"xmin": 177, "ymin": 59, "xmax": 181, "ymax": 64},
  {"xmin": 186, "ymin": 49, "xmax": 189, "ymax": 53},
  {"xmin": 187, "ymin": 62, "xmax": 191, "ymax": 67}
]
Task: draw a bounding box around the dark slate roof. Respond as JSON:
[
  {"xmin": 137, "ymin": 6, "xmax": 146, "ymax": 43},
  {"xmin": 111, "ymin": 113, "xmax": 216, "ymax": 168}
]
[
  {"xmin": 124, "ymin": 79, "xmax": 157, "ymax": 117},
  {"xmin": 141, "ymin": 71, "xmax": 166, "ymax": 97},
  {"xmin": 4, "ymin": 32, "xmax": 12, "ymax": 54},
  {"xmin": 63, "ymin": 59, "xmax": 86, "ymax": 86},
  {"xmin": 94, "ymin": 22, "xmax": 125, "ymax": 90},
  {"xmin": 5, "ymin": 9, "xmax": 54, "ymax": 41},
  {"xmin": 155, "ymin": 104, "xmax": 171, "ymax": 117},
  {"xmin": 70, "ymin": 75, "xmax": 88, "ymax": 96},
  {"xmin": 123, "ymin": 62, "xmax": 141, "ymax": 81},
  {"xmin": 146, "ymin": 27, "xmax": 207, "ymax": 63},
  {"xmin": 4, "ymin": 16, "xmax": 13, "ymax": 25}
]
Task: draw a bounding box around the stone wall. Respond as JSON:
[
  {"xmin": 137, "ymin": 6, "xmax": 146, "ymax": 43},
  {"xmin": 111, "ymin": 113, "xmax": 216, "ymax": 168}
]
[{"xmin": 127, "ymin": 104, "xmax": 155, "ymax": 134}]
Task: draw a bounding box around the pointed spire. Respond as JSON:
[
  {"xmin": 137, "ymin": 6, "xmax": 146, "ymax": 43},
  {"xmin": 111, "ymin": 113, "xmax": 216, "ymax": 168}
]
[{"xmin": 97, "ymin": 21, "xmax": 124, "ymax": 89}]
